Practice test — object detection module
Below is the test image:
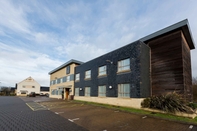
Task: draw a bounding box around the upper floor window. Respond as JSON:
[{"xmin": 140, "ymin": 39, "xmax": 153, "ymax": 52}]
[
  {"xmin": 98, "ymin": 85, "xmax": 106, "ymax": 97},
  {"xmin": 98, "ymin": 65, "xmax": 107, "ymax": 76},
  {"xmin": 85, "ymin": 87, "xmax": 91, "ymax": 96},
  {"xmin": 85, "ymin": 70, "xmax": 91, "ymax": 79},
  {"xmin": 23, "ymin": 86, "xmax": 25, "ymax": 88},
  {"xmin": 66, "ymin": 65, "xmax": 70, "ymax": 74},
  {"xmin": 75, "ymin": 73, "xmax": 80, "ymax": 81},
  {"xmin": 32, "ymin": 86, "xmax": 35, "ymax": 88},
  {"xmin": 118, "ymin": 58, "xmax": 130, "ymax": 72},
  {"xmin": 67, "ymin": 76, "xmax": 70, "ymax": 82},
  {"xmin": 118, "ymin": 84, "xmax": 130, "ymax": 98}
]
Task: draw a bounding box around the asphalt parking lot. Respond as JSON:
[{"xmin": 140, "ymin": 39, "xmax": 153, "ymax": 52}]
[
  {"xmin": 1, "ymin": 96, "xmax": 197, "ymax": 131},
  {"xmin": 38, "ymin": 97, "xmax": 197, "ymax": 131}
]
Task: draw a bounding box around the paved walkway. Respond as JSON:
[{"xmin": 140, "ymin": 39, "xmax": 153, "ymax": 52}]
[{"xmin": 0, "ymin": 96, "xmax": 87, "ymax": 131}]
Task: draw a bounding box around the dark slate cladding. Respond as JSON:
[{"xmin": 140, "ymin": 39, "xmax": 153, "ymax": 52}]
[{"xmin": 74, "ymin": 40, "xmax": 151, "ymax": 98}]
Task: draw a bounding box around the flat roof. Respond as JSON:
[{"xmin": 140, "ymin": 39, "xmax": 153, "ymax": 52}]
[
  {"xmin": 48, "ymin": 59, "xmax": 84, "ymax": 75},
  {"xmin": 140, "ymin": 19, "xmax": 195, "ymax": 49}
]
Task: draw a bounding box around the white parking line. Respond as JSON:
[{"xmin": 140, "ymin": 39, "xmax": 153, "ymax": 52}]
[
  {"xmin": 68, "ymin": 118, "xmax": 79, "ymax": 122},
  {"xmin": 189, "ymin": 125, "xmax": 193, "ymax": 129},
  {"xmin": 55, "ymin": 112, "xmax": 64, "ymax": 114}
]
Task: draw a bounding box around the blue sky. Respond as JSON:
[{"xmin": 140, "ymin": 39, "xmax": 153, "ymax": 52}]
[{"xmin": 0, "ymin": 0, "xmax": 197, "ymax": 87}]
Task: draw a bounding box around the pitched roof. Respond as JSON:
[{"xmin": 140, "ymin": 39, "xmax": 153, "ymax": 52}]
[
  {"xmin": 48, "ymin": 59, "xmax": 84, "ymax": 75},
  {"xmin": 17, "ymin": 76, "xmax": 40, "ymax": 86},
  {"xmin": 140, "ymin": 19, "xmax": 195, "ymax": 49}
]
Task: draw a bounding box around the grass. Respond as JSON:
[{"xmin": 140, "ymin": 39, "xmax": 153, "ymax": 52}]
[{"xmin": 74, "ymin": 100, "xmax": 197, "ymax": 125}]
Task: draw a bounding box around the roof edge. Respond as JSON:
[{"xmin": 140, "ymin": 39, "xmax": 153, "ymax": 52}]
[
  {"xmin": 48, "ymin": 59, "xmax": 84, "ymax": 75},
  {"xmin": 140, "ymin": 19, "xmax": 195, "ymax": 49}
]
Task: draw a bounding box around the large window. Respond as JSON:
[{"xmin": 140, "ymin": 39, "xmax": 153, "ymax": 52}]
[
  {"xmin": 85, "ymin": 70, "xmax": 91, "ymax": 79},
  {"xmin": 85, "ymin": 87, "xmax": 91, "ymax": 96},
  {"xmin": 75, "ymin": 88, "xmax": 79, "ymax": 96},
  {"xmin": 98, "ymin": 85, "xmax": 106, "ymax": 97},
  {"xmin": 75, "ymin": 73, "xmax": 80, "ymax": 81},
  {"xmin": 118, "ymin": 84, "xmax": 130, "ymax": 98},
  {"xmin": 118, "ymin": 58, "xmax": 130, "ymax": 72},
  {"xmin": 98, "ymin": 65, "xmax": 107, "ymax": 76}
]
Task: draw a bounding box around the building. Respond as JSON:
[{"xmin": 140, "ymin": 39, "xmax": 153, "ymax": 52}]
[
  {"xmin": 48, "ymin": 59, "xmax": 83, "ymax": 99},
  {"xmin": 16, "ymin": 77, "xmax": 40, "ymax": 96},
  {"xmin": 40, "ymin": 86, "xmax": 50, "ymax": 95},
  {"xmin": 49, "ymin": 19, "xmax": 195, "ymax": 108}
]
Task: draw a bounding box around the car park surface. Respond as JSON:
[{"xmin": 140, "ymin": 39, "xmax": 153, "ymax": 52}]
[
  {"xmin": 1, "ymin": 96, "xmax": 197, "ymax": 131},
  {"xmin": 0, "ymin": 96, "xmax": 87, "ymax": 131}
]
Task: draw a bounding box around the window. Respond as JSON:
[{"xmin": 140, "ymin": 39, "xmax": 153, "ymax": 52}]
[
  {"xmin": 75, "ymin": 88, "xmax": 79, "ymax": 96},
  {"xmin": 60, "ymin": 78, "xmax": 63, "ymax": 83},
  {"xmin": 66, "ymin": 66, "xmax": 70, "ymax": 74},
  {"xmin": 50, "ymin": 81, "xmax": 53, "ymax": 85},
  {"xmin": 63, "ymin": 77, "xmax": 66, "ymax": 82},
  {"xmin": 75, "ymin": 73, "xmax": 80, "ymax": 81},
  {"xmin": 98, "ymin": 65, "xmax": 107, "ymax": 76},
  {"xmin": 23, "ymin": 86, "xmax": 25, "ymax": 88},
  {"xmin": 67, "ymin": 76, "xmax": 70, "ymax": 82},
  {"xmin": 118, "ymin": 58, "xmax": 130, "ymax": 72},
  {"xmin": 118, "ymin": 84, "xmax": 130, "ymax": 98},
  {"xmin": 32, "ymin": 86, "xmax": 35, "ymax": 88},
  {"xmin": 85, "ymin": 87, "xmax": 91, "ymax": 96},
  {"xmin": 98, "ymin": 85, "xmax": 106, "ymax": 97},
  {"xmin": 85, "ymin": 70, "xmax": 91, "ymax": 79}
]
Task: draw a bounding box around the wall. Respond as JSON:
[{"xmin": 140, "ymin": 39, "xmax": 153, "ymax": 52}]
[
  {"xmin": 17, "ymin": 78, "xmax": 40, "ymax": 96},
  {"xmin": 74, "ymin": 96, "xmax": 144, "ymax": 109},
  {"xmin": 74, "ymin": 41, "xmax": 151, "ymax": 98}
]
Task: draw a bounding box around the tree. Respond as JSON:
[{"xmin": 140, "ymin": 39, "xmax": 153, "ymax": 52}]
[
  {"xmin": 0, "ymin": 87, "xmax": 11, "ymax": 96},
  {"xmin": 192, "ymin": 77, "xmax": 197, "ymax": 85}
]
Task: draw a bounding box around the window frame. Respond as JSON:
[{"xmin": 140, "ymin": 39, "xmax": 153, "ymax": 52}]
[
  {"xmin": 75, "ymin": 73, "xmax": 80, "ymax": 81},
  {"xmin": 117, "ymin": 58, "xmax": 130, "ymax": 72},
  {"xmin": 98, "ymin": 65, "xmax": 107, "ymax": 76},
  {"xmin": 75, "ymin": 88, "xmax": 79, "ymax": 96},
  {"xmin": 118, "ymin": 84, "xmax": 130, "ymax": 98},
  {"xmin": 85, "ymin": 70, "xmax": 91, "ymax": 79},
  {"xmin": 85, "ymin": 87, "xmax": 91, "ymax": 96},
  {"xmin": 98, "ymin": 85, "xmax": 106, "ymax": 97}
]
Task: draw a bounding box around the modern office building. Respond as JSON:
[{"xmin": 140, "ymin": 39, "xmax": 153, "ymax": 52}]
[{"xmin": 49, "ymin": 19, "xmax": 195, "ymax": 108}]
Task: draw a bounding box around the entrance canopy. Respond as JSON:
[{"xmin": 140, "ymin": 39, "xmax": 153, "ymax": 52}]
[{"xmin": 57, "ymin": 85, "xmax": 72, "ymax": 89}]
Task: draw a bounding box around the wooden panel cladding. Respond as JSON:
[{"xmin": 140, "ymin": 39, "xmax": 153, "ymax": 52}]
[
  {"xmin": 148, "ymin": 30, "xmax": 192, "ymax": 101},
  {"xmin": 181, "ymin": 32, "xmax": 192, "ymax": 101}
]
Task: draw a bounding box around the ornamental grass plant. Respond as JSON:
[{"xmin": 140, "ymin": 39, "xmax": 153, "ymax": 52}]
[{"xmin": 141, "ymin": 92, "xmax": 194, "ymax": 113}]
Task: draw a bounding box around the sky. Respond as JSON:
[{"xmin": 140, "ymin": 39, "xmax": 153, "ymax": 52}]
[{"xmin": 0, "ymin": 0, "xmax": 197, "ymax": 87}]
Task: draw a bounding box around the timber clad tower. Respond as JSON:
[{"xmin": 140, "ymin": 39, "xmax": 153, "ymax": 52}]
[{"xmin": 141, "ymin": 19, "xmax": 195, "ymax": 101}]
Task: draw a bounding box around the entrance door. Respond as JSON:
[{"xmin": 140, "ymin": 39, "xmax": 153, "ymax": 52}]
[{"xmin": 65, "ymin": 88, "xmax": 69, "ymax": 100}]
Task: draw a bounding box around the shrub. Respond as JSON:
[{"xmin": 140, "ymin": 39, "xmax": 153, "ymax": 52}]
[
  {"xmin": 141, "ymin": 93, "xmax": 193, "ymax": 113},
  {"xmin": 187, "ymin": 103, "xmax": 197, "ymax": 110}
]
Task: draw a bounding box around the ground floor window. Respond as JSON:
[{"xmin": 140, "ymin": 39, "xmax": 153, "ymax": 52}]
[
  {"xmin": 85, "ymin": 87, "xmax": 91, "ymax": 96},
  {"xmin": 75, "ymin": 88, "xmax": 79, "ymax": 96},
  {"xmin": 98, "ymin": 85, "xmax": 106, "ymax": 97},
  {"xmin": 118, "ymin": 84, "xmax": 130, "ymax": 98},
  {"xmin": 51, "ymin": 89, "xmax": 62, "ymax": 95}
]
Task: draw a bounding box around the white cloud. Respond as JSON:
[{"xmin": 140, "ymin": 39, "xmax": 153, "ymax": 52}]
[
  {"xmin": 0, "ymin": 1, "xmax": 30, "ymax": 34},
  {"xmin": 0, "ymin": 42, "xmax": 62, "ymax": 87},
  {"xmin": 56, "ymin": 43, "xmax": 107, "ymax": 62}
]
